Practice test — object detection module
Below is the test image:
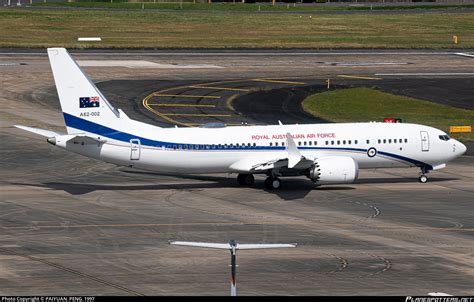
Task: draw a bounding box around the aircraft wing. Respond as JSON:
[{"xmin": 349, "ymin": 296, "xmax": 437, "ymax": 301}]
[
  {"xmin": 229, "ymin": 132, "xmax": 314, "ymax": 172},
  {"xmin": 169, "ymin": 241, "xmax": 231, "ymax": 250},
  {"xmin": 236, "ymin": 243, "xmax": 298, "ymax": 250}
]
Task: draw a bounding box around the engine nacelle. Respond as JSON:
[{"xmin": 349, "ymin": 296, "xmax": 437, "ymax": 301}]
[{"xmin": 309, "ymin": 156, "xmax": 359, "ymax": 184}]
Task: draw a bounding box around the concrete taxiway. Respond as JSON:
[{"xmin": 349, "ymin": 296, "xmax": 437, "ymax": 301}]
[{"xmin": 0, "ymin": 50, "xmax": 473, "ymax": 295}]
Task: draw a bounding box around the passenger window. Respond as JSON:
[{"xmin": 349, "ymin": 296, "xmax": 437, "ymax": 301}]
[
  {"xmin": 388, "ymin": 139, "xmax": 392, "ymax": 143},
  {"xmin": 276, "ymin": 142, "xmax": 279, "ymax": 146},
  {"xmin": 399, "ymin": 139, "xmax": 402, "ymax": 143},
  {"xmin": 304, "ymin": 141, "xmax": 307, "ymax": 146},
  {"xmin": 308, "ymin": 141, "xmax": 312, "ymax": 146},
  {"xmin": 343, "ymin": 140, "xmax": 346, "ymax": 145},
  {"xmin": 173, "ymin": 145, "xmax": 177, "ymax": 150},
  {"xmin": 404, "ymin": 139, "xmax": 408, "ymax": 143},
  {"xmin": 325, "ymin": 141, "xmax": 329, "ymax": 145},
  {"xmin": 366, "ymin": 140, "xmax": 370, "ymax": 144},
  {"xmin": 331, "ymin": 141, "xmax": 334, "ymax": 145},
  {"xmin": 270, "ymin": 142, "xmax": 273, "ymax": 147},
  {"xmin": 378, "ymin": 139, "xmax": 381, "ymax": 144},
  {"xmin": 337, "ymin": 140, "xmax": 340, "ymax": 145},
  {"xmin": 282, "ymin": 142, "xmax": 285, "ymax": 146},
  {"xmin": 348, "ymin": 140, "xmax": 351, "ymax": 145},
  {"xmin": 355, "ymin": 140, "xmax": 358, "ymax": 144},
  {"xmin": 383, "ymin": 139, "xmax": 386, "ymax": 144},
  {"xmin": 314, "ymin": 141, "xmax": 317, "ymax": 146},
  {"xmin": 298, "ymin": 141, "xmax": 301, "ymax": 146},
  {"xmin": 253, "ymin": 143, "xmax": 256, "ymax": 147}
]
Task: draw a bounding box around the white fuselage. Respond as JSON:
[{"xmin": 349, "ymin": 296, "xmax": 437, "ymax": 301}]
[{"xmin": 56, "ymin": 114, "xmax": 465, "ymax": 175}]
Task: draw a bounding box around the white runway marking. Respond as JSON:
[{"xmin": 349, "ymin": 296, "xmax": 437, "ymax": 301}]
[
  {"xmin": 77, "ymin": 60, "xmax": 223, "ymax": 69},
  {"xmin": 375, "ymin": 73, "xmax": 474, "ymax": 76},
  {"xmin": 455, "ymin": 53, "xmax": 474, "ymax": 58},
  {"xmin": 321, "ymin": 62, "xmax": 411, "ymax": 66}
]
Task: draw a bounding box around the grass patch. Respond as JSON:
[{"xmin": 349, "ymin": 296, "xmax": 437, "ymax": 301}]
[
  {"xmin": 302, "ymin": 88, "xmax": 474, "ymax": 142},
  {"xmin": 0, "ymin": 8, "xmax": 473, "ymax": 48},
  {"xmin": 32, "ymin": 2, "xmax": 474, "ymax": 12}
]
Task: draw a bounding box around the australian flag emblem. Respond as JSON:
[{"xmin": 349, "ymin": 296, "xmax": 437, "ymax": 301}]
[{"xmin": 80, "ymin": 96, "xmax": 100, "ymax": 108}]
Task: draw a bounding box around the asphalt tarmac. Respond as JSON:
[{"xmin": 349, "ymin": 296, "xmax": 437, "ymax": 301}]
[{"xmin": 0, "ymin": 50, "xmax": 473, "ymax": 296}]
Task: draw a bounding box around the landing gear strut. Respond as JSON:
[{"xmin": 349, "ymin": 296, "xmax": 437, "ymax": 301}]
[
  {"xmin": 237, "ymin": 174, "xmax": 255, "ymax": 186},
  {"xmin": 418, "ymin": 166, "xmax": 429, "ymax": 183},
  {"xmin": 264, "ymin": 176, "xmax": 282, "ymax": 190}
]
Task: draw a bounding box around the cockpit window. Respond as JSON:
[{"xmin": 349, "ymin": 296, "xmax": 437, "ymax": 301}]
[{"xmin": 438, "ymin": 135, "xmax": 450, "ymax": 141}]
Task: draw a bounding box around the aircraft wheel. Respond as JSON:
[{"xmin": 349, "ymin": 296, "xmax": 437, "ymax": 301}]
[
  {"xmin": 418, "ymin": 174, "xmax": 428, "ymax": 183},
  {"xmin": 237, "ymin": 174, "xmax": 255, "ymax": 186},
  {"xmin": 264, "ymin": 177, "xmax": 282, "ymax": 190}
]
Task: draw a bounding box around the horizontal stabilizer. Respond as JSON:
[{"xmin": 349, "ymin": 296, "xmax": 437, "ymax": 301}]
[
  {"xmin": 169, "ymin": 241, "xmax": 231, "ymax": 250},
  {"xmin": 15, "ymin": 125, "xmax": 64, "ymax": 137}
]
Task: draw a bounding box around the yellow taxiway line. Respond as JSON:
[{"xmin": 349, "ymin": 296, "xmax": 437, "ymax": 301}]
[
  {"xmin": 252, "ymin": 79, "xmax": 306, "ymax": 85},
  {"xmin": 147, "ymin": 104, "xmax": 216, "ymax": 108},
  {"xmin": 161, "ymin": 113, "xmax": 232, "ymax": 117},
  {"xmin": 189, "ymin": 85, "xmax": 250, "ymax": 92},
  {"xmin": 152, "ymin": 94, "xmax": 221, "ymax": 99},
  {"xmin": 337, "ymin": 75, "xmax": 383, "ymax": 80}
]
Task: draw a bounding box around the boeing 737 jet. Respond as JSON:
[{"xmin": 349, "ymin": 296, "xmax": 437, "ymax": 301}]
[{"xmin": 16, "ymin": 48, "xmax": 467, "ymax": 189}]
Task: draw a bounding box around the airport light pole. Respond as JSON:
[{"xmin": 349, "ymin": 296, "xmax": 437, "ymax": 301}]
[{"xmin": 169, "ymin": 240, "xmax": 297, "ymax": 296}]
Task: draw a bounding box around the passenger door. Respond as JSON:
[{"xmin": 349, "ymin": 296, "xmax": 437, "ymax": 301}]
[
  {"xmin": 420, "ymin": 131, "xmax": 429, "ymax": 152},
  {"xmin": 130, "ymin": 139, "xmax": 141, "ymax": 160}
]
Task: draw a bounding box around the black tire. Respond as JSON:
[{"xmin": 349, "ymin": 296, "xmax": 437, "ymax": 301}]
[
  {"xmin": 237, "ymin": 174, "xmax": 254, "ymax": 186},
  {"xmin": 264, "ymin": 177, "xmax": 282, "ymax": 190},
  {"xmin": 419, "ymin": 175, "xmax": 428, "ymax": 183}
]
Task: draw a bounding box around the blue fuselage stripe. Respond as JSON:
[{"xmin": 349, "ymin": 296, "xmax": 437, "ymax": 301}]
[{"xmin": 63, "ymin": 113, "xmax": 430, "ymax": 167}]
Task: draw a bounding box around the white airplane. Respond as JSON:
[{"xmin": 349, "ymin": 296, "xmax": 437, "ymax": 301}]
[{"xmin": 16, "ymin": 48, "xmax": 467, "ymax": 190}]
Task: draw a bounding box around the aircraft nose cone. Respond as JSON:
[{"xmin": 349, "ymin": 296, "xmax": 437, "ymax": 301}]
[{"xmin": 458, "ymin": 141, "xmax": 467, "ymax": 155}]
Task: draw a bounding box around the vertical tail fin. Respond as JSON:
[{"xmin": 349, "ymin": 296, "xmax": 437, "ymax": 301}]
[{"xmin": 47, "ymin": 48, "xmax": 124, "ymax": 134}]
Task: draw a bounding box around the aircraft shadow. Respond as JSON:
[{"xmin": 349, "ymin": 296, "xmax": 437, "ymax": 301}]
[
  {"xmin": 13, "ymin": 174, "xmax": 456, "ymax": 200},
  {"xmin": 354, "ymin": 177, "xmax": 457, "ymax": 184}
]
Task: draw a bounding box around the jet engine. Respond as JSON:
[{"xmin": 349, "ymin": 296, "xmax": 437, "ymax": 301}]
[{"xmin": 309, "ymin": 156, "xmax": 359, "ymax": 184}]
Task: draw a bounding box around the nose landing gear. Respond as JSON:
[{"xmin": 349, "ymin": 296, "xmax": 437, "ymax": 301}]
[
  {"xmin": 418, "ymin": 166, "xmax": 430, "ymax": 183},
  {"xmin": 418, "ymin": 174, "xmax": 428, "ymax": 183}
]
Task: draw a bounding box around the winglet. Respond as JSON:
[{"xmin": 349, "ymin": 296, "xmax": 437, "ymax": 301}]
[{"xmin": 286, "ymin": 132, "xmax": 303, "ymax": 168}]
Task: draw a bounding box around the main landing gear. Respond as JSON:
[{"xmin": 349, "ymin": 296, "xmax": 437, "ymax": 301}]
[
  {"xmin": 264, "ymin": 176, "xmax": 282, "ymax": 190},
  {"xmin": 237, "ymin": 174, "xmax": 255, "ymax": 186},
  {"xmin": 236, "ymin": 174, "xmax": 282, "ymax": 189}
]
